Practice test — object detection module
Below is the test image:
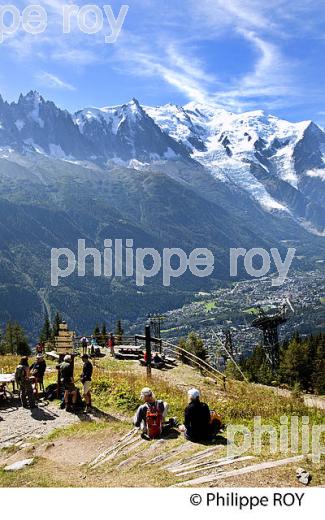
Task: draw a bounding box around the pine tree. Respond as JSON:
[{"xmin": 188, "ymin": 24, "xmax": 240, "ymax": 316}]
[
  {"xmin": 279, "ymin": 336, "xmax": 310, "ymax": 390},
  {"xmin": 311, "ymin": 334, "xmax": 325, "ymax": 394},
  {"xmin": 241, "ymin": 344, "xmax": 267, "ymax": 382},
  {"xmin": 115, "ymin": 320, "xmax": 124, "ymax": 345},
  {"xmin": 13, "ymin": 323, "xmax": 30, "ymax": 355},
  {"xmin": 93, "ymin": 324, "xmax": 101, "ymax": 343},
  {"xmin": 177, "ymin": 337, "xmax": 188, "ymax": 363},
  {"xmin": 186, "ymin": 332, "xmax": 207, "ymax": 361},
  {"xmin": 224, "ymin": 359, "xmax": 244, "ymax": 380},
  {"xmin": 177, "ymin": 332, "xmax": 207, "ymax": 364},
  {"xmin": 3, "ymin": 322, "xmax": 14, "ymax": 354},
  {"xmin": 3, "ymin": 322, "xmax": 30, "ymax": 355},
  {"xmin": 39, "ymin": 313, "xmax": 52, "ymax": 343},
  {"xmin": 52, "ymin": 312, "xmax": 62, "ymax": 337},
  {"xmin": 101, "ymin": 322, "xmax": 107, "ymax": 344},
  {"xmin": 241, "ymin": 332, "xmax": 325, "ymax": 393}
]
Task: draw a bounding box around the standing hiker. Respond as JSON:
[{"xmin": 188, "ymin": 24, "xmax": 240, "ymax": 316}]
[
  {"xmin": 59, "ymin": 355, "xmax": 77, "ymax": 412},
  {"xmin": 133, "ymin": 387, "xmax": 168, "ymax": 438},
  {"xmin": 80, "ymin": 336, "xmax": 88, "ymax": 355},
  {"xmin": 107, "ymin": 333, "xmax": 115, "ymax": 357},
  {"xmin": 30, "ymin": 353, "xmax": 47, "ymax": 393},
  {"xmin": 15, "ymin": 357, "xmax": 36, "ymax": 409},
  {"xmin": 36, "ymin": 342, "xmax": 45, "ymax": 355},
  {"xmin": 81, "ymin": 354, "xmax": 93, "ymax": 413}
]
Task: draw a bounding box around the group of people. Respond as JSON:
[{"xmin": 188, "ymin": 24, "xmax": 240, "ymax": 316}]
[
  {"xmin": 13, "ymin": 351, "xmax": 222, "ymax": 445},
  {"xmin": 14, "ymin": 353, "xmax": 93, "ymax": 414},
  {"xmin": 133, "ymin": 386, "xmax": 222, "ymax": 443},
  {"xmin": 15, "ymin": 354, "xmax": 47, "ymax": 409},
  {"xmin": 58, "ymin": 354, "xmax": 93, "ymax": 413},
  {"xmin": 79, "ymin": 333, "xmax": 115, "ymax": 357},
  {"xmin": 142, "ymin": 351, "xmax": 165, "ymax": 369}
]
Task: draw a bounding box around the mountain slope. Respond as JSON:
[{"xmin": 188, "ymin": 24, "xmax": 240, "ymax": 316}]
[
  {"xmin": 74, "ymin": 98, "xmax": 191, "ymax": 163},
  {"xmin": 0, "ymin": 92, "xmax": 324, "ymax": 338},
  {"xmin": 146, "ymin": 103, "xmax": 325, "ymax": 234},
  {"xmin": 0, "ymin": 91, "xmax": 324, "ymax": 236}
]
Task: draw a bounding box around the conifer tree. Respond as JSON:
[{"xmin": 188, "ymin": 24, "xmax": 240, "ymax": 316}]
[
  {"xmin": 311, "ymin": 334, "xmax": 325, "ymax": 394},
  {"xmin": 177, "ymin": 332, "xmax": 207, "ymax": 364},
  {"xmin": 93, "ymin": 324, "xmax": 101, "ymax": 343},
  {"xmin": 39, "ymin": 312, "xmax": 52, "ymax": 343},
  {"xmin": 224, "ymin": 359, "xmax": 244, "ymax": 380},
  {"xmin": 101, "ymin": 322, "xmax": 107, "ymax": 343},
  {"xmin": 115, "ymin": 320, "xmax": 124, "ymax": 345},
  {"xmin": 279, "ymin": 337, "xmax": 309, "ymax": 390},
  {"xmin": 186, "ymin": 331, "xmax": 207, "ymax": 361},
  {"xmin": 3, "ymin": 322, "xmax": 30, "ymax": 355},
  {"xmin": 52, "ymin": 312, "xmax": 62, "ymax": 337}
]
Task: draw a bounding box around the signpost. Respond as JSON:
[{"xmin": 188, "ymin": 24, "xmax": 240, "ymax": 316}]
[{"xmin": 54, "ymin": 321, "xmax": 75, "ymax": 397}]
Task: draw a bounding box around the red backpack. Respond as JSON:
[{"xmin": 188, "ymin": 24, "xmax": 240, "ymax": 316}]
[{"xmin": 146, "ymin": 402, "xmax": 163, "ymax": 439}]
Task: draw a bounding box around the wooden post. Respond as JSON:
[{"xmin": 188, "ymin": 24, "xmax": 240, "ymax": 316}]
[
  {"xmin": 54, "ymin": 322, "xmax": 75, "ymax": 399},
  {"xmin": 145, "ymin": 324, "xmax": 152, "ymax": 379}
]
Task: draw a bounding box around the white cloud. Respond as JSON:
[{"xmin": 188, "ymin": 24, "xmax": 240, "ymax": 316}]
[
  {"xmin": 36, "ymin": 72, "xmax": 76, "ymax": 91},
  {"xmin": 1, "ymin": 0, "xmax": 324, "ymax": 115},
  {"xmin": 113, "ymin": 26, "xmax": 296, "ymax": 112},
  {"xmin": 109, "ymin": 0, "xmax": 304, "ymax": 112},
  {"xmin": 51, "ymin": 48, "xmax": 99, "ymax": 65}
]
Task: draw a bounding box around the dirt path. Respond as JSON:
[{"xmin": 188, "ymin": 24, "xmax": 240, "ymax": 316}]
[{"xmin": 0, "ymin": 398, "xmax": 80, "ymax": 448}]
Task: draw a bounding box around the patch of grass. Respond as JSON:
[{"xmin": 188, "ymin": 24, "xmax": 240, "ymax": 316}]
[
  {"xmin": 0, "ymin": 445, "xmax": 20, "ymax": 456},
  {"xmin": 0, "ymin": 355, "xmax": 21, "ymax": 373},
  {"xmin": 243, "ymin": 307, "xmax": 260, "ymax": 315},
  {"xmin": 45, "ymin": 419, "xmax": 117, "ymax": 441}
]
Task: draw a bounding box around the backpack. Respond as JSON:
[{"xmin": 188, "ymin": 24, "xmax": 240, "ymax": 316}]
[
  {"xmin": 146, "ymin": 402, "xmax": 163, "ymax": 439},
  {"xmin": 44, "ymin": 383, "xmax": 59, "ymax": 401}
]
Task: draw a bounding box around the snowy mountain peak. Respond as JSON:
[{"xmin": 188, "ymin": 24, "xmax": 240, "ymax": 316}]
[
  {"xmin": 0, "ymin": 92, "xmax": 324, "ymax": 235},
  {"xmin": 128, "ymin": 97, "xmax": 141, "ymax": 108},
  {"xmin": 18, "ymin": 90, "xmax": 44, "ymax": 105}
]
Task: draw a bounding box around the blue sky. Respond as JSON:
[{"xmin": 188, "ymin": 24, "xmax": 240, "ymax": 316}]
[{"xmin": 1, "ymin": 0, "xmax": 325, "ymax": 124}]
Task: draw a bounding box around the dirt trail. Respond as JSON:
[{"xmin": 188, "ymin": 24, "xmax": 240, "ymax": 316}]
[{"xmin": 0, "ymin": 399, "xmax": 80, "ymax": 448}]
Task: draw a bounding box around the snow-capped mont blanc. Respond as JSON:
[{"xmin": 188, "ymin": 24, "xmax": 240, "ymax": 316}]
[
  {"xmin": 0, "ymin": 91, "xmax": 324, "ymax": 235},
  {"xmin": 146, "ymin": 102, "xmax": 325, "ymax": 230}
]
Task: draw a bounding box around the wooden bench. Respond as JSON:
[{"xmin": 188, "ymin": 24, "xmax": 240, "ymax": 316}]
[{"xmin": 115, "ymin": 353, "xmax": 142, "ymax": 360}]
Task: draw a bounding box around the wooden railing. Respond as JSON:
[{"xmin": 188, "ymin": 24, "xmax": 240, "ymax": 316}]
[{"xmin": 161, "ymin": 339, "xmax": 226, "ymax": 389}]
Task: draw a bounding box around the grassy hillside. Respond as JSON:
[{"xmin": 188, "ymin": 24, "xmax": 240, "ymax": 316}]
[{"xmin": 0, "ymin": 354, "xmax": 324, "ymax": 487}]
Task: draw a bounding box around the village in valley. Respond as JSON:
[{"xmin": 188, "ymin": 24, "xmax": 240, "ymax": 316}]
[{"xmin": 142, "ymin": 268, "xmax": 325, "ymax": 365}]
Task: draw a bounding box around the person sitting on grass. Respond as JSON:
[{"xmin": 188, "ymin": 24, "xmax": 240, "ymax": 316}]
[
  {"xmin": 152, "ymin": 352, "xmax": 165, "ymax": 369},
  {"xmin": 133, "ymin": 387, "xmax": 168, "ymax": 439},
  {"xmin": 179, "ymin": 388, "xmax": 222, "ymax": 443},
  {"xmin": 59, "ymin": 355, "xmax": 77, "ymax": 413}
]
